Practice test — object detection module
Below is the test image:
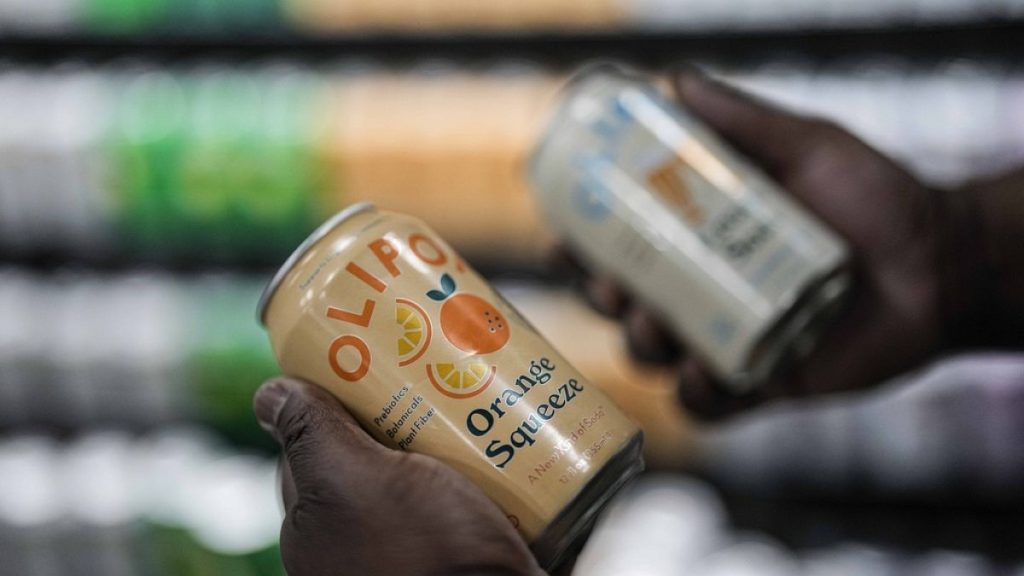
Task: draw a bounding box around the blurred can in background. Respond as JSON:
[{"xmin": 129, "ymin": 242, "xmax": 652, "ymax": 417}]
[
  {"xmin": 258, "ymin": 203, "xmax": 643, "ymax": 569},
  {"xmin": 529, "ymin": 66, "xmax": 850, "ymax": 391}
]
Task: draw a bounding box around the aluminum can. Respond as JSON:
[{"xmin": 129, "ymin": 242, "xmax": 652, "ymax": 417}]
[
  {"xmin": 529, "ymin": 67, "xmax": 850, "ymax": 391},
  {"xmin": 258, "ymin": 204, "xmax": 644, "ymax": 569}
]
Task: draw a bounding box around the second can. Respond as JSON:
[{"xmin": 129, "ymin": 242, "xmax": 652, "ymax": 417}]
[
  {"xmin": 258, "ymin": 204, "xmax": 643, "ymax": 569},
  {"xmin": 529, "ymin": 67, "xmax": 851, "ymax": 392}
]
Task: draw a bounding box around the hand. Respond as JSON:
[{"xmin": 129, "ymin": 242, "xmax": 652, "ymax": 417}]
[
  {"xmin": 563, "ymin": 67, "xmax": 950, "ymax": 420},
  {"xmin": 253, "ymin": 378, "xmax": 546, "ymax": 576}
]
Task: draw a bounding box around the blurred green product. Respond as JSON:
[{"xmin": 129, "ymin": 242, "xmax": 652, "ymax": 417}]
[
  {"xmin": 109, "ymin": 68, "xmax": 323, "ymax": 265},
  {"xmin": 166, "ymin": 0, "xmax": 283, "ymax": 34},
  {"xmin": 80, "ymin": 0, "xmax": 173, "ymax": 33},
  {"xmin": 186, "ymin": 277, "xmax": 280, "ymax": 449}
]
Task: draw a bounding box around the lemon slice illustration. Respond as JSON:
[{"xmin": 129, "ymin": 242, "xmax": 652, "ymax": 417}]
[
  {"xmin": 396, "ymin": 298, "xmax": 431, "ymax": 367},
  {"xmin": 427, "ymin": 360, "xmax": 496, "ymax": 399}
]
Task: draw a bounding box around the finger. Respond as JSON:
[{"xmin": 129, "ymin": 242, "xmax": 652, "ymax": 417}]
[
  {"xmin": 623, "ymin": 305, "xmax": 682, "ymax": 365},
  {"xmin": 675, "ymin": 358, "xmax": 781, "ymax": 421},
  {"xmin": 549, "ymin": 243, "xmax": 632, "ymax": 318},
  {"xmin": 672, "ymin": 66, "xmax": 824, "ymax": 174},
  {"xmin": 583, "ymin": 275, "xmax": 631, "ymax": 318},
  {"xmin": 279, "ymin": 457, "xmax": 297, "ymax": 512},
  {"xmin": 546, "ymin": 241, "xmax": 587, "ymax": 282},
  {"xmin": 253, "ymin": 378, "xmax": 391, "ymax": 499},
  {"xmin": 791, "ymin": 291, "xmax": 936, "ymax": 397}
]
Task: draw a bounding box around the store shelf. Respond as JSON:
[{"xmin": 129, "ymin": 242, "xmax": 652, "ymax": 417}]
[{"xmin": 2, "ymin": 22, "xmax": 1024, "ymax": 64}]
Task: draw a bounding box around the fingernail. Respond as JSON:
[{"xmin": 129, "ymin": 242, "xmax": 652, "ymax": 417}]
[{"xmin": 254, "ymin": 379, "xmax": 291, "ymax": 435}]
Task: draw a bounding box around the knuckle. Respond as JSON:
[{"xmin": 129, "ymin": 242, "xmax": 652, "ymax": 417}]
[
  {"xmin": 279, "ymin": 397, "xmax": 338, "ymax": 454},
  {"xmin": 287, "ymin": 486, "xmax": 351, "ymax": 534},
  {"xmin": 279, "ymin": 404, "xmax": 316, "ymax": 454}
]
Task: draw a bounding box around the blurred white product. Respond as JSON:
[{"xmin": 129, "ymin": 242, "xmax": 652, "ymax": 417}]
[
  {"xmin": 854, "ymin": 370, "xmax": 959, "ymax": 494},
  {"xmin": 920, "ymin": 355, "xmax": 1024, "ymax": 496},
  {"xmin": 845, "ymin": 60, "xmax": 913, "ymax": 155},
  {"xmin": 51, "ymin": 274, "xmax": 108, "ymax": 428},
  {"xmin": 914, "ymin": 0, "xmax": 978, "ymax": 23},
  {"xmin": 732, "ymin": 0, "xmax": 801, "ymax": 29},
  {"xmin": 183, "ymin": 455, "xmax": 282, "ymax": 557},
  {"xmin": 823, "ymin": 0, "xmax": 895, "ymax": 27},
  {"xmin": 133, "ymin": 427, "xmax": 224, "ymax": 528},
  {"xmin": 695, "ymin": 353, "xmax": 1024, "ymax": 498},
  {"xmin": 802, "ymin": 544, "xmax": 907, "ymax": 576},
  {"xmin": 44, "ymin": 66, "xmax": 115, "ymax": 257},
  {"xmin": 785, "ymin": 400, "xmax": 858, "ymax": 490},
  {"xmin": 59, "ymin": 432, "xmax": 140, "ymax": 576},
  {"xmin": 99, "ymin": 274, "xmax": 190, "ymax": 426},
  {"xmin": 0, "ymin": 436, "xmax": 66, "ymax": 576},
  {"xmin": 14, "ymin": 275, "xmax": 71, "ymax": 426},
  {"xmin": 572, "ymin": 476, "xmax": 726, "ymax": 576},
  {"xmin": 696, "ymin": 408, "xmax": 786, "ymax": 494},
  {"xmin": 928, "ymin": 62, "xmax": 1007, "ymax": 182},
  {"xmin": 9, "ymin": 73, "xmax": 69, "ymax": 252},
  {"xmin": 618, "ymin": 0, "xmax": 721, "ymax": 30},
  {"xmin": 688, "ymin": 536, "xmax": 800, "ymax": 576},
  {"xmin": 0, "ymin": 70, "xmax": 35, "ymax": 252},
  {"xmin": 726, "ymin": 61, "xmax": 815, "ymax": 115},
  {"xmin": 0, "ymin": 270, "xmax": 34, "ymax": 427},
  {"xmin": 910, "ymin": 550, "xmax": 991, "ymax": 576},
  {"xmin": 0, "ymin": 0, "xmax": 77, "ymax": 33}
]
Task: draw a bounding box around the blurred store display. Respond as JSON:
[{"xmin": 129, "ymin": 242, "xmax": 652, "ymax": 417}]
[
  {"xmin": 0, "ymin": 0, "xmax": 1022, "ymax": 37},
  {"xmin": 0, "ymin": 269, "xmax": 694, "ymax": 463},
  {"xmin": 1, "ymin": 59, "xmax": 1022, "ymax": 269},
  {"xmin": 0, "ymin": 429, "xmax": 282, "ymax": 576},
  {"xmin": 2, "ymin": 1, "xmax": 1023, "ymax": 573},
  {"xmin": 0, "ymin": 62, "xmax": 555, "ymax": 269},
  {"xmin": 0, "ymin": 268, "xmax": 278, "ymax": 446},
  {"xmin": 3, "ymin": 436, "xmax": 1022, "ymax": 576},
  {"xmin": 695, "ymin": 355, "xmax": 1024, "ymax": 502},
  {"xmin": 574, "ymin": 476, "xmax": 1024, "ymax": 576}
]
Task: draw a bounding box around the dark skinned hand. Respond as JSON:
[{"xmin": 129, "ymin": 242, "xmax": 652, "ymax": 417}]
[
  {"xmin": 559, "ymin": 68, "xmax": 951, "ymax": 420},
  {"xmin": 254, "ymin": 378, "xmax": 546, "ymax": 576}
]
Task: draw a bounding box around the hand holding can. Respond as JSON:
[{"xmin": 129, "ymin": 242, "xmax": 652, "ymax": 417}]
[
  {"xmin": 258, "ymin": 204, "xmax": 643, "ymax": 570},
  {"xmin": 531, "ymin": 65, "xmax": 949, "ymax": 417}
]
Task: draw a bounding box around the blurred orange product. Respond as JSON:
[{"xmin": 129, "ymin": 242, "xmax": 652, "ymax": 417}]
[
  {"xmin": 284, "ymin": 0, "xmax": 625, "ymax": 32},
  {"xmin": 317, "ymin": 71, "xmax": 561, "ymax": 266}
]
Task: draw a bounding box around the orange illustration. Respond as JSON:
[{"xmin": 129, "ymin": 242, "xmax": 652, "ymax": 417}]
[
  {"xmin": 396, "ymin": 298, "xmax": 431, "ymax": 367},
  {"xmin": 426, "ymin": 360, "xmax": 497, "ymax": 399},
  {"xmin": 427, "ymin": 273, "xmax": 510, "ymax": 355}
]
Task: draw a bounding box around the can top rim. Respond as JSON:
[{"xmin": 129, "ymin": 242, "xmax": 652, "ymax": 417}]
[
  {"xmin": 526, "ymin": 61, "xmax": 645, "ymax": 182},
  {"xmin": 256, "ymin": 202, "xmax": 377, "ymax": 326}
]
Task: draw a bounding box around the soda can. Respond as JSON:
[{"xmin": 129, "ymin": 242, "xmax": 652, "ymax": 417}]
[
  {"xmin": 529, "ymin": 66, "xmax": 850, "ymax": 392},
  {"xmin": 258, "ymin": 203, "xmax": 644, "ymax": 569},
  {"xmin": 59, "ymin": 432, "xmax": 142, "ymax": 576},
  {"xmin": 0, "ymin": 436, "xmax": 67, "ymax": 576}
]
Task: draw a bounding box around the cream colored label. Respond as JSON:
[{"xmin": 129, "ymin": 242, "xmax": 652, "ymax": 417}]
[{"xmin": 265, "ymin": 210, "xmax": 639, "ymax": 540}]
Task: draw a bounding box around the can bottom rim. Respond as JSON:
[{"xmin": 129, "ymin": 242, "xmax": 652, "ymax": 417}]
[
  {"xmin": 530, "ymin": 432, "xmax": 645, "ymax": 571},
  {"xmin": 735, "ymin": 268, "xmax": 852, "ymax": 393}
]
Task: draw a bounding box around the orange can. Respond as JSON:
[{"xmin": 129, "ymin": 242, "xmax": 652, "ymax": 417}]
[{"xmin": 258, "ymin": 204, "xmax": 643, "ymax": 568}]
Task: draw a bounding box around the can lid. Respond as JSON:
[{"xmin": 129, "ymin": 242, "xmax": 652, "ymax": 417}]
[
  {"xmin": 527, "ymin": 61, "xmax": 645, "ymax": 186},
  {"xmin": 256, "ymin": 202, "xmax": 376, "ymax": 326}
]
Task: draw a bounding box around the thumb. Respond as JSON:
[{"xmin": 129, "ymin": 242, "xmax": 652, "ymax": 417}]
[
  {"xmin": 253, "ymin": 378, "xmax": 389, "ymax": 501},
  {"xmin": 673, "ymin": 66, "xmax": 825, "ymax": 173}
]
